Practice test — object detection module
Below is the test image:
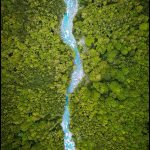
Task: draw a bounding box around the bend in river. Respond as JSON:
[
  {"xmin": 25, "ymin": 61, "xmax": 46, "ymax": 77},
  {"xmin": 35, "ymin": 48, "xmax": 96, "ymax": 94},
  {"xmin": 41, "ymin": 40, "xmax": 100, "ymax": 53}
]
[{"xmin": 60, "ymin": 0, "xmax": 84, "ymax": 149}]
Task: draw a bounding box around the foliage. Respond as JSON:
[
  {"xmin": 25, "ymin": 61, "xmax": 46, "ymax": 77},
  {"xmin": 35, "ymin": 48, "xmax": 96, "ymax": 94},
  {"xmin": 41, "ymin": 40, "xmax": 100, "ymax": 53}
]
[
  {"xmin": 1, "ymin": 0, "xmax": 149, "ymax": 150},
  {"xmin": 1, "ymin": 0, "xmax": 71, "ymax": 149},
  {"xmin": 70, "ymin": 0, "xmax": 149, "ymax": 149}
]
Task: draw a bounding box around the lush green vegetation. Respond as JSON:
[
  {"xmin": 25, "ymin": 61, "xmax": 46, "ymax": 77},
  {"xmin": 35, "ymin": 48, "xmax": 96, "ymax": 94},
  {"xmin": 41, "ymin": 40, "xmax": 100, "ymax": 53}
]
[
  {"xmin": 70, "ymin": 0, "xmax": 149, "ymax": 149},
  {"xmin": 1, "ymin": 0, "xmax": 149, "ymax": 150},
  {"xmin": 1, "ymin": 0, "xmax": 69, "ymax": 149}
]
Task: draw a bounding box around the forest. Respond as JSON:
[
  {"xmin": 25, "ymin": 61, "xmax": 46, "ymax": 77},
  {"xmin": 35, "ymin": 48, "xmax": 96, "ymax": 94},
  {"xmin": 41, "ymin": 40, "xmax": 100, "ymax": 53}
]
[{"xmin": 1, "ymin": 0, "xmax": 149, "ymax": 149}]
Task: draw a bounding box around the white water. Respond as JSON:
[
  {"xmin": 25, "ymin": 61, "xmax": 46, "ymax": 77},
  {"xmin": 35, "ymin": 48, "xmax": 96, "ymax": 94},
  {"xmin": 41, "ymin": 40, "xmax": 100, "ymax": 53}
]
[{"xmin": 60, "ymin": 0, "xmax": 84, "ymax": 149}]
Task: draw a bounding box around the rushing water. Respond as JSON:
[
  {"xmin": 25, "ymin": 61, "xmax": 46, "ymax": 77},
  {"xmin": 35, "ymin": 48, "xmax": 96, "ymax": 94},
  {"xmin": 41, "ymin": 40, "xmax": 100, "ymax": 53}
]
[{"xmin": 60, "ymin": 0, "xmax": 84, "ymax": 149}]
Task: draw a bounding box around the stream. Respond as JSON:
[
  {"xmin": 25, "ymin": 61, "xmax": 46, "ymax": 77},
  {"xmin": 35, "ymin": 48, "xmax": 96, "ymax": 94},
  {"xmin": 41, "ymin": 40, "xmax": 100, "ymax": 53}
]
[{"xmin": 60, "ymin": 0, "xmax": 84, "ymax": 149}]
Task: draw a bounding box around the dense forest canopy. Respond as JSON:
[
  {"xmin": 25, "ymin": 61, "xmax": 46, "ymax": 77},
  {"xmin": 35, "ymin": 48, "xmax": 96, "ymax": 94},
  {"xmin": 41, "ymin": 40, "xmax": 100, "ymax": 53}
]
[{"xmin": 1, "ymin": 0, "xmax": 149, "ymax": 149}]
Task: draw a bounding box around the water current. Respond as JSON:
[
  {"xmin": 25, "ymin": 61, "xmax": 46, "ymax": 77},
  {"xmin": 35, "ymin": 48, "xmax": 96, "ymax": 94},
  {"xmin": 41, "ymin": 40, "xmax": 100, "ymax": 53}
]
[{"xmin": 60, "ymin": 0, "xmax": 84, "ymax": 149}]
